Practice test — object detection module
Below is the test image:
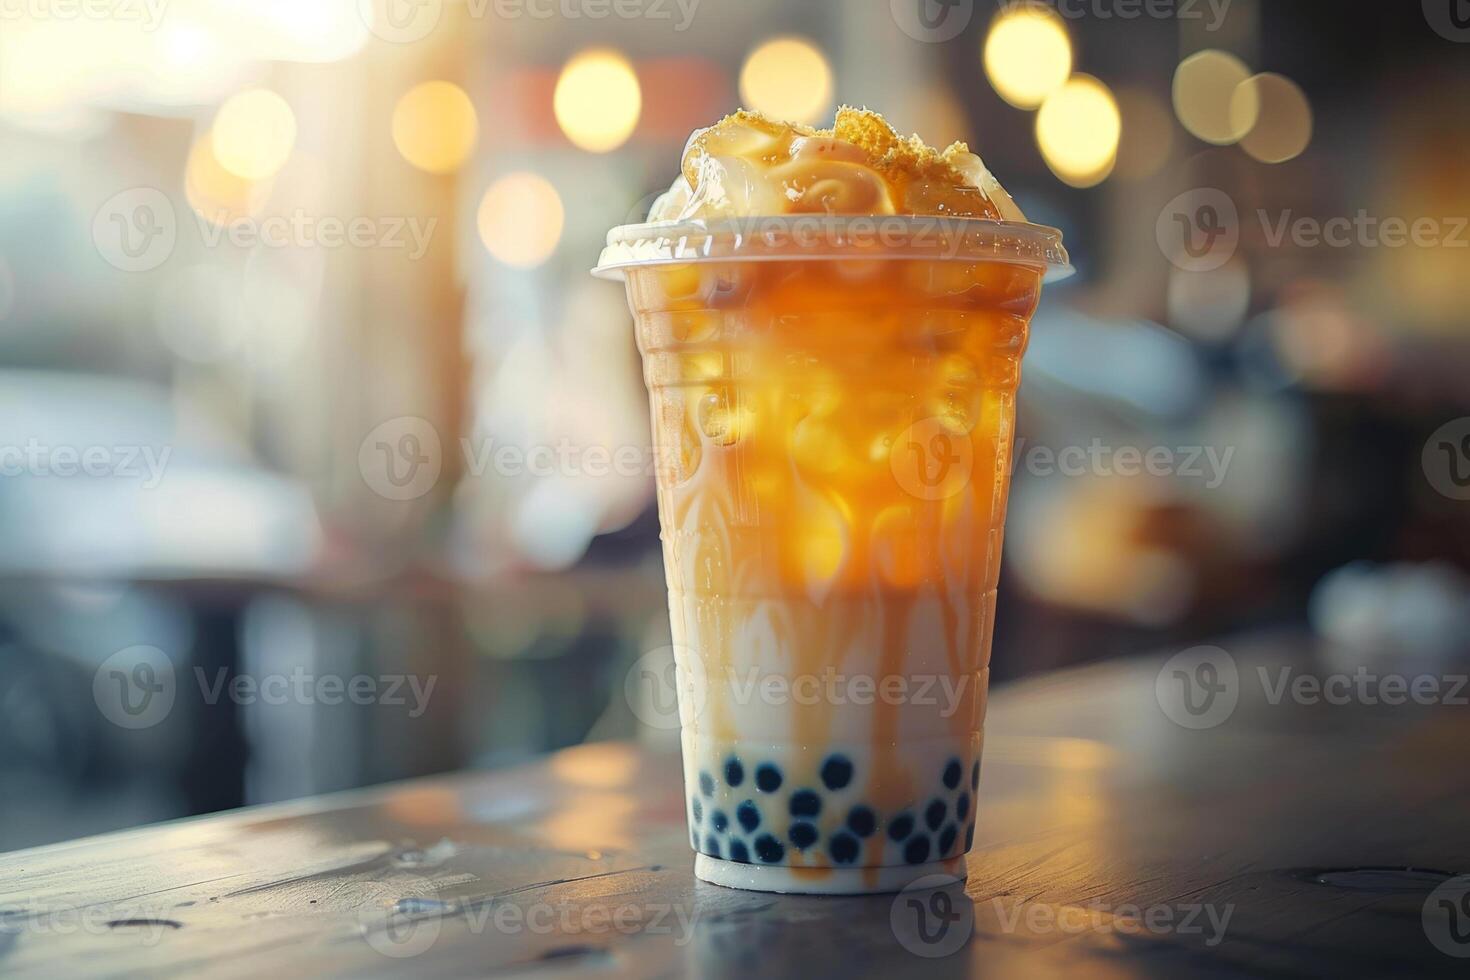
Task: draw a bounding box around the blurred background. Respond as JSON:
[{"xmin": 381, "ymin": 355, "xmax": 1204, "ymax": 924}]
[{"xmin": 1, "ymin": 0, "xmax": 1468, "ymax": 851}]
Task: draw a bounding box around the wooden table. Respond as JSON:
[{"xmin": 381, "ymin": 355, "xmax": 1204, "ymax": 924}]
[{"xmin": 3, "ymin": 635, "xmax": 1468, "ymax": 977}]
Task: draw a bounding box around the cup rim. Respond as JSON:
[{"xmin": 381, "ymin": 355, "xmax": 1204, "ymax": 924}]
[{"xmin": 592, "ymin": 215, "xmax": 1073, "ymax": 283}]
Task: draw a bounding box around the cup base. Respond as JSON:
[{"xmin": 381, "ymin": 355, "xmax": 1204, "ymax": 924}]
[{"xmin": 694, "ymin": 853, "xmax": 968, "ymax": 895}]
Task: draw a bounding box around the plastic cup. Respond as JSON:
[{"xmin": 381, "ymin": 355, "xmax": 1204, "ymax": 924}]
[{"xmin": 596, "ymin": 215, "xmax": 1070, "ymax": 893}]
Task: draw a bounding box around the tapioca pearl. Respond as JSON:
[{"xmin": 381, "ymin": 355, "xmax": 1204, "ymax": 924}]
[
  {"xmin": 887, "ymin": 813, "xmax": 915, "ymax": 842},
  {"xmin": 704, "ymin": 834, "xmax": 722, "ymax": 859},
  {"xmin": 971, "ymin": 761, "xmax": 980, "ymax": 790},
  {"xmin": 736, "ymin": 800, "xmax": 761, "ymax": 833},
  {"xmin": 925, "ymin": 798, "xmax": 947, "ymax": 831},
  {"xmin": 789, "ymin": 790, "xmax": 822, "ymax": 818},
  {"xmin": 829, "ymin": 832, "xmax": 860, "ymax": 865},
  {"xmin": 712, "ymin": 810, "xmax": 729, "ymax": 833},
  {"xmin": 753, "ymin": 834, "xmax": 785, "ymax": 864},
  {"xmin": 942, "ymin": 758, "xmax": 962, "ymax": 790},
  {"xmin": 820, "ymin": 754, "xmax": 853, "ymax": 791},
  {"xmin": 956, "ymin": 792, "xmax": 970, "ymax": 821},
  {"xmin": 725, "ymin": 757, "xmax": 745, "ymax": 787},
  {"xmin": 938, "ymin": 824, "xmax": 958, "ymax": 856},
  {"xmin": 904, "ymin": 836, "xmax": 931, "ymax": 864},
  {"xmin": 846, "ymin": 805, "xmax": 876, "ymax": 838},
  {"xmin": 788, "ymin": 821, "xmax": 818, "ymax": 851},
  {"xmin": 691, "ymin": 798, "xmax": 703, "ymax": 823},
  {"xmin": 729, "ymin": 839, "xmax": 750, "ymax": 864},
  {"xmin": 699, "ymin": 771, "xmax": 715, "ymax": 796},
  {"xmin": 755, "ymin": 763, "xmax": 783, "ymax": 793},
  {"xmin": 964, "ymin": 825, "xmax": 975, "ymax": 851}
]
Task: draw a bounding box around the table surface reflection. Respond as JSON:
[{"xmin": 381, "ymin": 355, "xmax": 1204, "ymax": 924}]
[{"xmin": 3, "ymin": 635, "xmax": 1467, "ymax": 978}]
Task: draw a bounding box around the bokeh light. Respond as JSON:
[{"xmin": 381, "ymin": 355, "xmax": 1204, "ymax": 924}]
[
  {"xmin": 186, "ymin": 132, "xmax": 270, "ymax": 224},
  {"xmin": 738, "ymin": 37, "xmax": 833, "ymax": 125},
  {"xmin": 1112, "ymin": 87, "xmax": 1174, "ymax": 179},
  {"xmin": 1234, "ymin": 73, "xmax": 1313, "ymax": 163},
  {"xmin": 392, "ymin": 81, "xmax": 478, "ymax": 174},
  {"xmin": 477, "ymin": 173, "xmax": 564, "ymax": 269},
  {"xmin": 983, "ymin": 6, "xmax": 1072, "ymax": 109},
  {"xmin": 1173, "ymin": 50, "xmax": 1256, "ymax": 145},
  {"xmin": 1036, "ymin": 74, "xmax": 1121, "ymax": 187},
  {"xmin": 554, "ymin": 49, "xmax": 642, "ymax": 153},
  {"xmin": 211, "ymin": 89, "xmax": 297, "ymax": 181}
]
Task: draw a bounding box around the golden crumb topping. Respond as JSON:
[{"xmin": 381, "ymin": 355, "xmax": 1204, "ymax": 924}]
[{"xmin": 649, "ymin": 106, "xmax": 1025, "ymax": 222}]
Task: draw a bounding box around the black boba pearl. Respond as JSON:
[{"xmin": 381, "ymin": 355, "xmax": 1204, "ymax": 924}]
[
  {"xmin": 755, "ymin": 764, "xmax": 783, "ymax": 793},
  {"xmin": 971, "ymin": 761, "xmax": 980, "ymax": 790},
  {"xmin": 699, "ymin": 771, "xmax": 715, "ymax": 796},
  {"xmin": 939, "ymin": 824, "xmax": 958, "ymax": 855},
  {"xmin": 846, "ymin": 805, "xmax": 876, "ymax": 838},
  {"xmin": 753, "ymin": 834, "xmax": 785, "ymax": 864},
  {"xmin": 925, "ymin": 799, "xmax": 947, "ymax": 831},
  {"xmin": 964, "ymin": 825, "xmax": 975, "ymax": 850},
  {"xmin": 737, "ymin": 800, "xmax": 761, "ymax": 833},
  {"xmin": 712, "ymin": 810, "xmax": 729, "ymax": 833},
  {"xmin": 789, "ymin": 790, "xmax": 821, "ymax": 818},
  {"xmin": 888, "ymin": 813, "xmax": 915, "ymax": 841},
  {"xmin": 904, "ymin": 836, "xmax": 931, "ymax": 864},
  {"xmin": 956, "ymin": 792, "xmax": 970, "ymax": 821},
  {"xmin": 691, "ymin": 798, "xmax": 702, "ymax": 823},
  {"xmin": 704, "ymin": 834, "xmax": 722, "ymax": 859},
  {"xmin": 788, "ymin": 821, "xmax": 818, "ymax": 851},
  {"xmin": 820, "ymin": 755, "xmax": 853, "ymax": 791},
  {"xmin": 725, "ymin": 757, "xmax": 744, "ymax": 787},
  {"xmin": 829, "ymin": 832, "xmax": 860, "ymax": 865},
  {"xmin": 729, "ymin": 839, "xmax": 750, "ymax": 864},
  {"xmin": 943, "ymin": 758, "xmax": 962, "ymax": 789}
]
